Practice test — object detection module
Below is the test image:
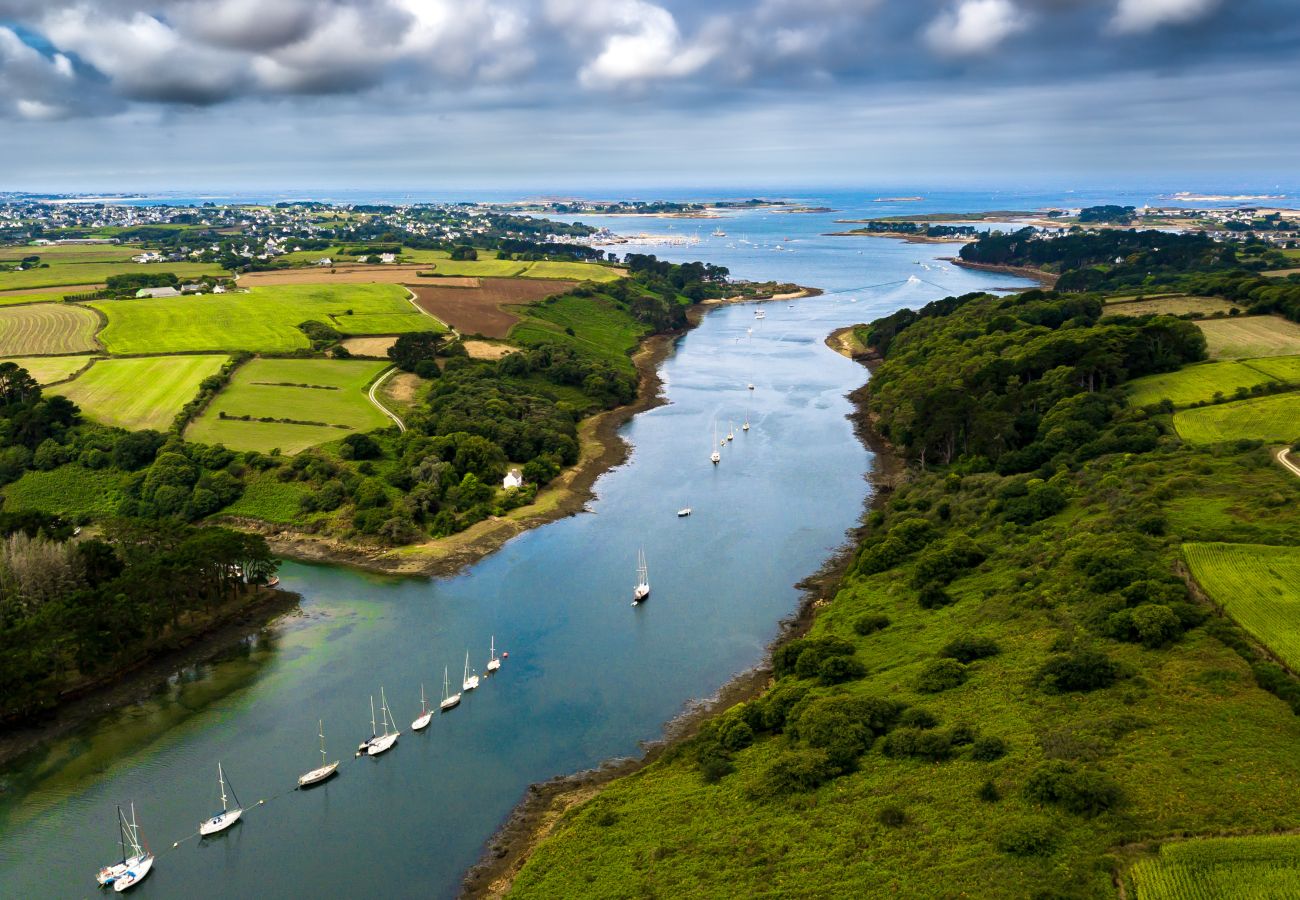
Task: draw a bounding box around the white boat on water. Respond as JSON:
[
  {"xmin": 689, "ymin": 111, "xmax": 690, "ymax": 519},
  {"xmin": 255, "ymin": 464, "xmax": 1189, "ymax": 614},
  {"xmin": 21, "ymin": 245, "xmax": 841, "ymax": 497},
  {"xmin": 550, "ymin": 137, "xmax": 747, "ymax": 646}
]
[
  {"xmin": 412, "ymin": 684, "xmax": 433, "ymax": 731},
  {"xmin": 298, "ymin": 720, "xmax": 340, "ymax": 787},
  {"xmin": 712, "ymin": 227, "xmax": 726, "ymax": 237},
  {"xmin": 754, "ymin": 309, "xmax": 766, "ymax": 319},
  {"xmin": 367, "ymin": 688, "xmax": 399, "ymax": 756},
  {"xmin": 632, "ymin": 548, "xmax": 650, "ymax": 606},
  {"xmin": 726, "ymin": 423, "xmax": 735, "ymax": 442},
  {"xmin": 486, "ymin": 636, "xmax": 502, "ymax": 673},
  {"xmin": 198, "ymin": 762, "xmax": 243, "ymax": 837},
  {"xmin": 677, "ymin": 507, "xmax": 692, "ymax": 517},
  {"xmin": 462, "ymin": 651, "xmax": 480, "ymax": 692},
  {"xmin": 96, "ymin": 803, "xmax": 154, "ymax": 891},
  {"xmin": 440, "ymin": 666, "xmax": 461, "ymax": 711},
  {"xmin": 711, "ymin": 423, "xmax": 721, "ymax": 464}
]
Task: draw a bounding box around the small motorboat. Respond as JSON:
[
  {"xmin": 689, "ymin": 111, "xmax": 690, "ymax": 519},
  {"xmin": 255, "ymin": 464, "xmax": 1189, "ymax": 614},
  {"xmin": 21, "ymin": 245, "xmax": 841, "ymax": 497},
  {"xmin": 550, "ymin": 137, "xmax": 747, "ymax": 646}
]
[{"xmin": 677, "ymin": 508, "xmax": 692, "ymax": 517}]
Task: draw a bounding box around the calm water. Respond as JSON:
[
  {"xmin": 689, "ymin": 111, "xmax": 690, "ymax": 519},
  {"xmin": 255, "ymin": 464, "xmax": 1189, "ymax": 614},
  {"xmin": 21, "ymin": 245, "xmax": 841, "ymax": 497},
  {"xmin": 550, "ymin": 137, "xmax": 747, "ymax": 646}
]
[{"xmin": 0, "ymin": 196, "xmax": 1030, "ymax": 899}]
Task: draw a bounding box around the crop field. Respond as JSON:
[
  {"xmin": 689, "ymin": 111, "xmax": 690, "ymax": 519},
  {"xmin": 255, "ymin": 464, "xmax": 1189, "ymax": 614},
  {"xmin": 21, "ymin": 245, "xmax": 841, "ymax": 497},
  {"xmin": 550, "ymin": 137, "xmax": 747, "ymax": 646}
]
[
  {"xmin": 422, "ymin": 258, "xmax": 530, "ymax": 277},
  {"xmin": 1197, "ymin": 316, "xmax": 1300, "ymax": 359},
  {"xmin": 520, "ymin": 261, "xmax": 625, "ymax": 282},
  {"xmin": 92, "ymin": 284, "xmax": 439, "ymax": 354},
  {"xmin": 236, "ymin": 265, "xmax": 445, "ymax": 287},
  {"xmin": 1130, "ymin": 833, "xmax": 1300, "ymax": 899},
  {"xmin": 1242, "ymin": 354, "xmax": 1300, "ymax": 383},
  {"xmin": 0, "ymin": 289, "xmax": 102, "ymax": 307},
  {"xmin": 1185, "ymin": 542, "xmax": 1300, "ymax": 668},
  {"xmin": 410, "ymin": 278, "xmax": 576, "ymax": 338},
  {"xmin": 0, "ymin": 261, "xmax": 222, "ymax": 292},
  {"xmin": 52, "ymin": 355, "xmax": 227, "ymax": 431},
  {"xmin": 0, "ymin": 244, "xmax": 138, "ymax": 264},
  {"xmin": 1, "ymin": 355, "xmax": 94, "ymax": 384},
  {"xmin": 512, "ymin": 293, "xmax": 648, "ymax": 369},
  {"xmin": 1127, "ymin": 360, "xmax": 1282, "ymax": 407},
  {"xmin": 186, "ymin": 357, "xmax": 391, "ymax": 454},
  {"xmin": 2, "ymin": 466, "xmax": 131, "ymax": 519},
  {"xmin": 338, "ymin": 336, "xmax": 398, "ymax": 357},
  {"xmin": 1104, "ymin": 295, "xmax": 1237, "ymax": 317},
  {"xmin": 1173, "ymin": 393, "xmax": 1300, "ymax": 444},
  {"xmin": 0, "ymin": 303, "xmax": 101, "ymax": 355}
]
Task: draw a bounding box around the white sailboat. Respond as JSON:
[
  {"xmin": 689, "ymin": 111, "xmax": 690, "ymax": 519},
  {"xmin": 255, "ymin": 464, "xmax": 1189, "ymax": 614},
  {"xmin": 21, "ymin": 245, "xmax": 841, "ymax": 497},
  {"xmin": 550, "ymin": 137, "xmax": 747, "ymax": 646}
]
[
  {"xmin": 440, "ymin": 666, "xmax": 461, "ymax": 711},
  {"xmin": 462, "ymin": 651, "xmax": 480, "ymax": 692},
  {"xmin": 198, "ymin": 762, "xmax": 243, "ymax": 836},
  {"xmin": 677, "ymin": 507, "xmax": 692, "ymax": 517},
  {"xmin": 412, "ymin": 684, "xmax": 433, "ymax": 731},
  {"xmin": 632, "ymin": 548, "xmax": 650, "ymax": 606},
  {"xmin": 710, "ymin": 423, "xmax": 721, "ymax": 465},
  {"xmin": 726, "ymin": 423, "xmax": 735, "ymax": 442},
  {"xmin": 754, "ymin": 309, "xmax": 766, "ymax": 319},
  {"xmin": 366, "ymin": 687, "xmax": 399, "ymax": 756},
  {"xmin": 96, "ymin": 803, "xmax": 154, "ymax": 890},
  {"xmin": 486, "ymin": 636, "xmax": 502, "ymax": 673},
  {"xmin": 298, "ymin": 720, "xmax": 339, "ymax": 787}
]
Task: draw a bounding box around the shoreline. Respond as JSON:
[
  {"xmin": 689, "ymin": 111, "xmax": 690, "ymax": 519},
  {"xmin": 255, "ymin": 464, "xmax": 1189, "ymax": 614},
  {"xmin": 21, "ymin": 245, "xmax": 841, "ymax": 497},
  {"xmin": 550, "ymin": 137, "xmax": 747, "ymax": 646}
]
[
  {"xmin": 825, "ymin": 230, "xmax": 970, "ymax": 245},
  {"xmin": 943, "ymin": 257, "xmax": 1059, "ymax": 286},
  {"xmin": 461, "ymin": 339, "xmax": 904, "ymax": 899},
  {"xmin": 0, "ymin": 586, "xmax": 301, "ymax": 768}
]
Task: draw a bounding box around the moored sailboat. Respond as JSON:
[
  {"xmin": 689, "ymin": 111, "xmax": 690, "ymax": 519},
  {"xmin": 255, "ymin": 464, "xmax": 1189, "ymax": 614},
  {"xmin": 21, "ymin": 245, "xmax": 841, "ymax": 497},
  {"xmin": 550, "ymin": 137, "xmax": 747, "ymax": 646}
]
[
  {"xmin": 96, "ymin": 803, "xmax": 154, "ymax": 890},
  {"xmin": 632, "ymin": 548, "xmax": 650, "ymax": 606},
  {"xmin": 366, "ymin": 687, "xmax": 399, "ymax": 756},
  {"xmin": 486, "ymin": 636, "xmax": 502, "ymax": 673},
  {"xmin": 198, "ymin": 762, "xmax": 243, "ymax": 836},
  {"xmin": 298, "ymin": 720, "xmax": 339, "ymax": 787},
  {"xmin": 462, "ymin": 651, "xmax": 480, "ymax": 692},
  {"xmin": 440, "ymin": 666, "xmax": 461, "ymax": 711},
  {"xmin": 412, "ymin": 684, "xmax": 433, "ymax": 731}
]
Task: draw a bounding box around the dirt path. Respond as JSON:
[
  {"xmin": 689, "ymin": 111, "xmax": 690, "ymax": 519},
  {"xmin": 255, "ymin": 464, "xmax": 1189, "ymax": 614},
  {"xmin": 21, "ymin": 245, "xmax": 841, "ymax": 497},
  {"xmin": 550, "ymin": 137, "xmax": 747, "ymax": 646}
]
[
  {"xmin": 1277, "ymin": 447, "xmax": 1300, "ymax": 479},
  {"xmin": 367, "ymin": 366, "xmax": 405, "ymax": 432}
]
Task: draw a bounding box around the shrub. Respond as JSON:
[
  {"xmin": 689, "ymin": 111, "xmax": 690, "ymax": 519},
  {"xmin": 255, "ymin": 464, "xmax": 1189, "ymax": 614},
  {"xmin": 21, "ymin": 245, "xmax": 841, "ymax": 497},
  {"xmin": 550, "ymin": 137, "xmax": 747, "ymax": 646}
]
[
  {"xmin": 1036, "ymin": 649, "xmax": 1118, "ymax": 693},
  {"xmin": 756, "ymin": 680, "xmax": 810, "ymax": 732},
  {"xmin": 997, "ymin": 820, "xmax": 1058, "ymax": 856},
  {"xmin": 912, "ymin": 537, "xmax": 986, "ymax": 588},
  {"xmin": 853, "ymin": 613, "xmax": 890, "ymax": 635},
  {"xmin": 877, "ymin": 805, "xmax": 907, "ymax": 828},
  {"xmin": 748, "ymin": 748, "xmax": 838, "ymax": 798},
  {"xmin": 940, "ymin": 635, "xmax": 1001, "ymax": 663},
  {"xmin": 717, "ymin": 716, "xmax": 754, "ymax": 752},
  {"xmin": 818, "ymin": 654, "xmax": 868, "ymax": 685},
  {"xmin": 882, "ymin": 727, "xmax": 954, "ymax": 761},
  {"xmin": 970, "ymin": 735, "xmax": 1008, "ymax": 761},
  {"xmin": 915, "ymin": 659, "xmax": 968, "ymax": 693},
  {"xmin": 1022, "ymin": 761, "xmax": 1123, "ymax": 817},
  {"xmin": 1130, "ymin": 603, "xmax": 1182, "ymax": 648},
  {"xmin": 898, "ymin": 708, "xmax": 938, "ymax": 730},
  {"xmin": 773, "ymin": 635, "xmax": 856, "ymax": 680},
  {"xmin": 978, "ymin": 779, "xmax": 1001, "ymax": 802},
  {"xmin": 788, "ymin": 696, "xmax": 904, "ymax": 768},
  {"xmin": 917, "ymin": 582, "xmax": 955, "ymax": 609}
]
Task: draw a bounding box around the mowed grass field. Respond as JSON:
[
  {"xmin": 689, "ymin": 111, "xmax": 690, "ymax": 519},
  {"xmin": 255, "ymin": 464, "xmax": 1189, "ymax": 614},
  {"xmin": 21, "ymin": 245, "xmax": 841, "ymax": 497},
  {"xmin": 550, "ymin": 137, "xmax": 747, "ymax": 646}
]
[
  {"xmin": 1185, "ymin": 542, "xmax": 1300, "ymax": 669},
  {"xmin": 0, "ymin": 304, "xmax": 101, "ymax": 355},
  {"xmin": 1104, "ymin": 295, "xmax": 1237, "ymax": 317},
  {"xmin": 0, "ymin": 244, "xmax": 138, "ymax": 264},
  {"xmin": 511, "ymin": 294, "xmax": 649, "ymax": 370},
  {"xmin": 1127, "ymin": 355, "xmax": 1300, "ymax": 407},
  {"xmin": 0, "ymin": 261, "xmax": 223, "ymax": 292},
  {"xmin": 1, "ymin": 355, "xmax": 94, "ymax": 384},
  {"xmin": 186, "ymin": 358, "xmax": 391, "ymax": 454},
  {"xmin": 92, "ymin": 284, "xmax": 441, "ymax": 354},
  {"xmin": 1197, "ymin": 316, "xmax": 1300, "ymax": 359},
  {"xmin": 1173, "ymin": 393, "xmax": 1300, "ymax": 444},
  {"xmin": 52, "ymin": 355, "xmax": 227, "ymax": 431},
  {"xmin": 1129, "ymin": 834, "xmax": 1300, "ymax": 899}
]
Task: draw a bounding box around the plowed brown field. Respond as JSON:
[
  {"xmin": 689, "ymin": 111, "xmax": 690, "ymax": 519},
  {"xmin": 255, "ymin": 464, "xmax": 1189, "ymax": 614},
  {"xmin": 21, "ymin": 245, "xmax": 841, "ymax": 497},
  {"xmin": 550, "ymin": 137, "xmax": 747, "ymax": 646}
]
[{"xmin": 409, "ymin": 278, "xmax": 576, "ymax": 338}]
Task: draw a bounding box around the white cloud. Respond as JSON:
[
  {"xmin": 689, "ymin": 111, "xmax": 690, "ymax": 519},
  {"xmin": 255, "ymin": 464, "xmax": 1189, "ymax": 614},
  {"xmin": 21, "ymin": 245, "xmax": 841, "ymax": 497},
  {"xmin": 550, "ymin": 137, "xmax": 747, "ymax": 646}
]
[
  {"xmin": 547, "ymin": 0, "xmax": 718, "ymax": 88},
  {"xmin": 924, "ymin": 0, "xmax": 1028, "ymax": 57},
  {"xmin": 1109, "ymin": 0, "xmax": 1220, "ymax": 34}
]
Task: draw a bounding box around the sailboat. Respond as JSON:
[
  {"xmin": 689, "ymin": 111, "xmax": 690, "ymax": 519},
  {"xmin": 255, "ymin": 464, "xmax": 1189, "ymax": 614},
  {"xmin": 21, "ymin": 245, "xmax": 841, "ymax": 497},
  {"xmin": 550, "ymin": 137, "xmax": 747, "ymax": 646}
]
[
  {"xmin": 754, "ymin": 309, "xmax": 766, "ymax": 320},
  {"xmin": 412, "ymin": 684, "xmax": 433, "ymax": 731},
  {"xmin": 366, "ymin": 687, "xmax": 399, "ymax": 756},
  {"xmin": 710, "ymin": 423, "xmax": 721, "ymax": 465},
  {"xmin": 711, "ymin": 227, "xmax": 726, "ymax": 237},
  {"xmin": 462, "ymin": 651, "xmax": 480, "ymax": 692},
  {"xmin": 198, "ymin": 762, "xmax": 243, "ymax": 836},
  {"xmin": 486, "ymin": 636, "xmax": 502, "ymax": 673},
  {"xmin": 726, "ymin": 423, "xmax": 735, "ymax": 442},
  {"xmin": 440, "ymin": 666, "xmax": 461, "ymax": 711},
  {"xmin": 632, "ymin": 548, "xmax": 650, "ymax": 606},
  {"xmin": 298, "ymin": 720, "xmax": 339, "ymax": 787},
  {"xmin": 96, "ymin": 803, "xmax": 154, "ymax": 890}
]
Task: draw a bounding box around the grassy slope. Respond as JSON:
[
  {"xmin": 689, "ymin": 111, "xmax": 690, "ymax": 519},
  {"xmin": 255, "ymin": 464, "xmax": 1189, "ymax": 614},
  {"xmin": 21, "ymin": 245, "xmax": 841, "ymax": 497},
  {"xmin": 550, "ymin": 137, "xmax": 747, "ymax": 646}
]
[
  {"xmin": 0, "ymin": 355, "xmax": 95, "ymax": 384},
  {"xmin": 1173, "ymin": 393, "xmax": 1300, "ymax": 444},
  {"xmin": 511, "ymin": 295, "xmax": 649, "ymax": 371},
  {"xmin": 218, "ymin": 473, "xmax": 311, "ymax": 523},
  {"xmin": 1185, "ymin": 543, "xmax": 1300, "ymax": 669},
  {"xmin": 0, "ymin": 303, "xmax": 101, "ymax": 355},
  {"xmin": 1197, "ymin": 317, "xmax": 1300, "ymax": 359},
  {"xmin": 1129, "ymin": 833, "xmax": 1300, "ymax": 899},
  {"xmin": 51, "ymin": 355, "xmax": 228, "ymax": 431},
  {"xmin": 1126, "ymin": 361, "xmax": 1280, "ymax": 408},
  {"xmin": 0, "ymin": 261, "xmax": 222, "ymax": 292},
  {"xmin": 92, "ymin": 284, "xmax": 437, "ymax": 354},
  {"xmin": 2, "ymin": 467, "xmax": 131, "ymax": 519},
  {"xmin": 186, "ymin": 358, "xmax": 390, "ymax": 454}
]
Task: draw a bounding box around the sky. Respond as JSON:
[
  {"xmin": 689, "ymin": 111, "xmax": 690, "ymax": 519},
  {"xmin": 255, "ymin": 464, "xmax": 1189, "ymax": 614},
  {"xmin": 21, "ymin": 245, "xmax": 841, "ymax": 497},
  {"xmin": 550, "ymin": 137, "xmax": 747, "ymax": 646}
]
[{"xmin": 0, "ymin": 0, "xmax": 1297, "ymax": 193}]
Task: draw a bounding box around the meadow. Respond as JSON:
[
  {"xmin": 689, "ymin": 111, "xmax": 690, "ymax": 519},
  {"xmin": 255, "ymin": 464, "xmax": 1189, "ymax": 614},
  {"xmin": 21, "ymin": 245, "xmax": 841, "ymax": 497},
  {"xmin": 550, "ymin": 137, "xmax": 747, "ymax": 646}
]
[
  {"xmin": 91, "ymin": 284, "xmax": 440, "ymax": 354},
  {"xmin": 511, "ymin": 294, "xmax": 648, "ymax": 369},
  {"xmin": 1, "ymin": 466, "xmax": 131, "ymax": 519},
  {"xmin": 1129, "ymin": 833, "xmax": 1300, "ymax": 899},
  {"xmin": 1104, "ymin": 295, "xmax": 1237, "ymax": 317},
  {"xmin": 1197, "ymin": 316, "xmax": 1300, "ymax": 359},
  {"xmin": 1184, "ymin": 542, "xmax": 1300, "ymax": 669},
  {"xmin": 1, "ymin": 355, "xmax": 94, "ymax": 384},
  {"xmin": 0, "ymin": 244, "xmax": 138, "ymax": 264},
  {"xmin": 52, "ymin": 355, "xmax": 228, "ymax": 431},
  {"xmin": 216, "ymin": 474, "xmax": 311, "ymax": 523},
  {"xmin": 1173, "ymin": 393, "xmax": 1300, "ymax": 444},
  {"xmin": 1243, "ymin": 354, "xmax": 1300, "ymax": 383},
  {"xmin": 1126, "ymin": 361, "xmax": 1280, "ymax": 408},
  {"xmin": 0, "ymin": 303, "xmax": 101, "ymax": 355},
  {"xmin": 185, "ymin": 357, "xmax": 391, "ymax": 454},
  {"xmin": 0, "ymin": 261, "xmax": 222, "ymax": 292}
]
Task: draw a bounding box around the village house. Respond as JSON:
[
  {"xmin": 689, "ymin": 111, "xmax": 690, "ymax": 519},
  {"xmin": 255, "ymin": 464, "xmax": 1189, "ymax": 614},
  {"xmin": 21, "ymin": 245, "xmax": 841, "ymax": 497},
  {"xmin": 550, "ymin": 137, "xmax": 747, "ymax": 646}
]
[{"xmin": 503, "ymin": 468, "xmax": 524, "ymax": 490}]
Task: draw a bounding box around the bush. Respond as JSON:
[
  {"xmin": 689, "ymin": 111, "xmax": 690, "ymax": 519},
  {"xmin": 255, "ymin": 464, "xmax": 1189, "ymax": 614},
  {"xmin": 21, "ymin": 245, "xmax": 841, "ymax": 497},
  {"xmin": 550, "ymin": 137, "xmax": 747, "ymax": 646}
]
[
  {"xmin": 917, "ymin": 582, "xmax": 955, "ymax": 609},
  {"xmin": 773, "ymin": 635, "xmax": 856, "ymax": 680},
  {"xmin": 940, "ymin": 635, "xmax": 1001, "ymax": 663},
  {"xmin": 818, "ymin": 654, "xmax": 868, "ymax": 685},
  {"xmin": 970, "ymin": 735, "xmax": 1008, "ymax": 761},
  {"xmin": 1022, "ymin": 761, "xmax": 1123, "ymax": 817},
  {"xmin": 877, "ymin": 805, "xmax": 908, "ymax": 828},
  {"xmin": 912, "ymin": 537, "xmax": 986, "ymax": 588},
  {"xmin": 748, "ymin": 748, "xmax": 838, "ymax": 798},
  {"xmin": 1036, "ymin": 649, "xmax": 1119, "ymax": 693},
  {"xmin": 882, "ymin": 727, "xmax": 954, "ymax": 761},
  {"xmin": 716, "ymin": 716, "xmax": 754, "ymax": 752},
  {"xmin": 915, "ymin": 659, "xmax": 968, "ymax": 693},
  {"xmin": 978, "ymin": 779, "xmax": 1001, "ymax": 802},
  {"xmin": 997, "ymin": 821, "xmax": 1058, "ymax": 856},
  {"xmin": 788, "ymin": 695, "xmax": 904, "ymax": 768},
  {"xmin": 898, "ymin": 708, "xmax": 938, "ymax": 730},
  {"xmin": 755, "ymin": 680, "xmax": 810, "ymax": 732},
  {"xmin": 853, "ymin": 613, "xmax": 890, "ymax": 635}
]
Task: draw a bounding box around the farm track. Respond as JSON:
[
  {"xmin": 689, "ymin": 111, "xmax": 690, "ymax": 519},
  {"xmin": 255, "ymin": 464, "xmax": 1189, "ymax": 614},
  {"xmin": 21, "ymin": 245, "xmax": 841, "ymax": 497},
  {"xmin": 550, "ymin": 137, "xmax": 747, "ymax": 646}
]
[
  {"xmin": 1278, "ymin": 447, "xmax": 1300, "ymax": 479},
  {"xmin": 367, "ymin": 367, "xmax": 406, "ymax": 432}
]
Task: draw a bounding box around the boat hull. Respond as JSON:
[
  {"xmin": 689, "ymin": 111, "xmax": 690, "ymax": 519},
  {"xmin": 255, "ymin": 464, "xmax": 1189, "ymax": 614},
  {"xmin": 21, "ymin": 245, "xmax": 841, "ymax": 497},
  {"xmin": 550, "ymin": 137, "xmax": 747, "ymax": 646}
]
[
  {"xmin": 366, "ymin": 732, "xmax": 399, "ymax": 756},
  {"xmin": 112, "ymin": 855, "xmax": 153, "ymax": 892},
  {"xmin": 199, "ymin": 808, "xmax": 242, "ymax": 836},
  {"xmin": 462, "ymin": 676, "xmax": 479, "ymax": 692},
  {"xmin": 440, "ymin": 694, "xmax": 461, "ymax": 711},
  {"xmin": 297, "ymin": 762, "xmax": 339, "ymax": 787},
  {"xmin": 412, "ymin": 712, "xmax": 433, "ymax": 731},
  {"xmin": 487, "ymin": 660, "xmax": 501, "ymax": 673}
]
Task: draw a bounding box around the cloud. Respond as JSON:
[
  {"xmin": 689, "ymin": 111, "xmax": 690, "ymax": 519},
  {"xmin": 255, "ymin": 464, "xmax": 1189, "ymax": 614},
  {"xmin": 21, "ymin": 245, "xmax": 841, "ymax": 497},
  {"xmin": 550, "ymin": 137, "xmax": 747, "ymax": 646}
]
[
  {"xmin": 547, "ymin": 0, "xmax": 718, "ymax": 88},
  {"xmin": 0, "ymin": 24, "xmax": 106, "ymax": 119},
  {"xmin": 1109, "ymin": 0, "xmax": 1220, "ymax": 34},
  {"xmin": 924, "ymin": 0, "xmax": 1028, "ymax": 57}
]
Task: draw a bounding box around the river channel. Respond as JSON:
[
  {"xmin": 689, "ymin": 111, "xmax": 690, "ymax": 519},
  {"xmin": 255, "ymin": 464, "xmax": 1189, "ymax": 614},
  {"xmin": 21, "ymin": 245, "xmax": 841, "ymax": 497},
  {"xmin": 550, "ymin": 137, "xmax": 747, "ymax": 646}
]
[{"xmin": 0, "ymin": 195, "xmax": 1029, "ymax": 898}]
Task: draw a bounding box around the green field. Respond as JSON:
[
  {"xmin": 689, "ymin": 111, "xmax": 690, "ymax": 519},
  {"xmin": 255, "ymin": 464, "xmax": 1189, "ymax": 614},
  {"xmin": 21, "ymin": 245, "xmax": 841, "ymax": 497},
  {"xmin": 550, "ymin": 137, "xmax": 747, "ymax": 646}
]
[
  {"xmin": 52, "ymin": 355, "xmax": 228, "ymax": 431},
  {"xmin": 1186, "ymin": 543, "xmax": 1300, "ymax": 668},
  {"xmin": 0, "ymin": 292, "xmax": 87, "ymax": 307},
  {"xmin": 1243, "ymin": 354, "xmax": 1300, "ymax": 383},
  {"xmin": 1197, "ymin": 317, "xmax": 1300, "ymax": 359},
  {"xmin": 1127, "ymin": 361, "xmax": 1280, "ymax": 408},
  {"xmin": 0, "ymin": 261, "xmax": 222, "ymax": 292},
  {"xmin": 0, "ymin": 303, "xmax": 101, "ymax": 355},
  {"xmin": 1104, "ymin": 295, "xmax": 1237, "ymax": 317},
  {"xmin": 520, "ymin": 261, "xmax": 625, "ymax": 282},
  {"xmin": 92, "ymin": 284, "xmax": 439, "ymax": 354},
  {"xmin": 511, "ymin": 294, "xmax": 649, "ymax": 370},
  {"xmin": 1130, "ymin": 833, "xmax": 1300, "ymax": 899},
  {"xmin": 422, "ymin": 258, "xmax": 530, "ymax": 277},
  {"xmin": 186, "ymin": 357, "xmax": 391, "ymax": 454},
  {"xmin": 1173, "ymin": 393, "xmax": 1300, "ymax": 444},
  {"xmin": 1, "ymin": 355, "xmax": 94, "ymax": 384},
  {"xmin": 216, "ymin": 474, "xmax": 311, "ymax": 523},
  {"xmin": 0, "ymin": 244, "xmax": 138, "ymax": 264},
  {"xmin": 2, "ymin": 466, "xmax": 131, "ymax": 519}
]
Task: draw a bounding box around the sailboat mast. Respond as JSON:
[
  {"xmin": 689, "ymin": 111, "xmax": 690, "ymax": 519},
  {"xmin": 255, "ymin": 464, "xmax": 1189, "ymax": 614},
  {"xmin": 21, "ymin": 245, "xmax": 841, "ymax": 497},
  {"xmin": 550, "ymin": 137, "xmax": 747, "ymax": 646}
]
[
  {"xmin": 117, "ymin": 805, "xmax": 128, "ymax": 863},
  {"xmin": 218, "ymin": 763, "xmax": 228, "ymax": 811},
  {"xmin": 370, "ymin": 695, "xmax": 377, "ymax": 736},
  {"xmin": 319, "ymin": 720, "xmax": 326, "ymax": 765}
]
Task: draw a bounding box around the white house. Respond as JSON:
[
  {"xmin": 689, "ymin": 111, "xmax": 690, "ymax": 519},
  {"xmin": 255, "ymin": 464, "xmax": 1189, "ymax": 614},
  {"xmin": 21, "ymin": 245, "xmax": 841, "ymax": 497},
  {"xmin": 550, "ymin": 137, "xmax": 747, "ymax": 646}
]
[
  {"xmin": 316, "ymin": 257, "xmax": 333, "ymax": 267},
  {"xmin": 379, "ymin": 253, "xmax": 398, "ymax": 264},
  {"xmin": 180, "ymin": 283, "xmax": 206, "ymax": 293},
  {"xmin": 503, "ymin": 468, "xmax": 524, "ymax": 490}
]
